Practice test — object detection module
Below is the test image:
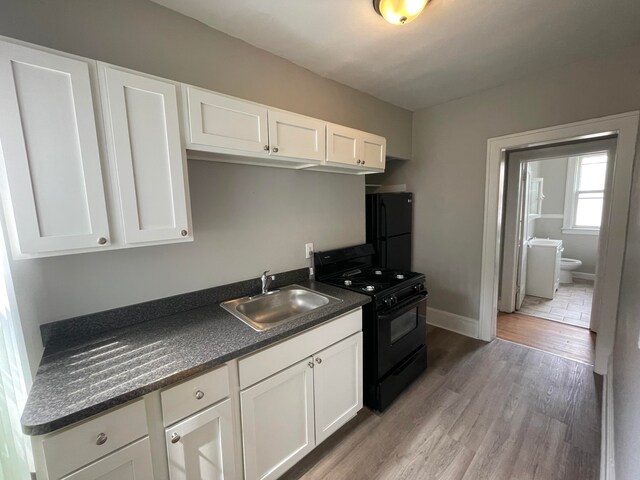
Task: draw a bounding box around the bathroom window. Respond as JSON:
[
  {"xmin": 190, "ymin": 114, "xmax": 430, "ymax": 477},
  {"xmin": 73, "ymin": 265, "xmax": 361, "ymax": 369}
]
[{"xmin": 562, "ymin": 153, "xmax": 607, "ymax": 235}]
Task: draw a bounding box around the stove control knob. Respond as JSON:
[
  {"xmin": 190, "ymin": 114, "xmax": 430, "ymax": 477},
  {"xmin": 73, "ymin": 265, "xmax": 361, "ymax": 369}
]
[
  {"xmin": 384, "ymin": 296, "xmax": 396, "ymax": 307},
  {"xmin": 413, "ymin": 284, "xmax": 424, "ymax": 293}
]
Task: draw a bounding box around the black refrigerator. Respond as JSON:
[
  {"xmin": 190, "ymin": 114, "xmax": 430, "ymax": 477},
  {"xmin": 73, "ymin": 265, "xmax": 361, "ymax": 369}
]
[{"xmin": 366, "ymin": 192, "xmax": 413, "ymax": 271}]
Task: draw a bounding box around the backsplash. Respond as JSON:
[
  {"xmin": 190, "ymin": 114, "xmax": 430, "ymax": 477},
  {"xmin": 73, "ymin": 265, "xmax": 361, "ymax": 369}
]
[{"xmin": 40, "ymin": 267, "xmax": 309, "ymax": 351}]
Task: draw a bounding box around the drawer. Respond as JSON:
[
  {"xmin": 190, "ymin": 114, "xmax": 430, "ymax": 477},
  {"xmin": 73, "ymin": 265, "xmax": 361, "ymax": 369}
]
[
  {"xmin": 161, "ymin": 364, "xmax": 230, "ymax": 426},
  {"xmin": 60, "ymin": 437, "xmax": 153, "ymax": 480},
  {"xmin": 42, "ymin": 399, "xmax": 147, "ymax": 479},
  {"xmin": 238, "ymin": 308, "xmax": 362, "ymax": 390}
]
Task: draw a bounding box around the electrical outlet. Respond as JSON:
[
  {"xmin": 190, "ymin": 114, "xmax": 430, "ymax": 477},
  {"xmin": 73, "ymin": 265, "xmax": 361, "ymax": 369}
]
[{"xmin": 305, "ymin": 243, "xmax": 314, "ymax": 259}]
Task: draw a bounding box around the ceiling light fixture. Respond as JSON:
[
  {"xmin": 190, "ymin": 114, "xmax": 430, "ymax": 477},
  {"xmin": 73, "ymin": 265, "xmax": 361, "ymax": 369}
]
[{"xmin": 373, "ymin": 0, "xmax": 429, "ymax": 25}]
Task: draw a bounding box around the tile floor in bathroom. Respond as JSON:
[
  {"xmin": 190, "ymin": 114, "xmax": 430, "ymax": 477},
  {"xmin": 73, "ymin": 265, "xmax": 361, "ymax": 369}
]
[{"xmin": 517, "ymin": 279, "xmax": 593, "ymax": 329}]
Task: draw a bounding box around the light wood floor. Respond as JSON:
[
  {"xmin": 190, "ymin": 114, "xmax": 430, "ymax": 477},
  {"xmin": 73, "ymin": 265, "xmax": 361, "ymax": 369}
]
[
  {"xmin": 281, "ymin": 327, "xmax": 601, "ymax": 480},
  {"xmin": 497, "ymin": 312, "xmax": 596, "ymax": 365}
]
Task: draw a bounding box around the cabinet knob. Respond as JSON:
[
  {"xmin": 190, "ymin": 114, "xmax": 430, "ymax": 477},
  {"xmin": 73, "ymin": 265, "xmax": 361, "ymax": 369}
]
[
  {"xmin": 308, "ymin": 361, "xmax": 314, "ymax": 369},
  {"xmin": 170, "ymin": 433, "xmax": 181, "ymax": 444},
  {"xmin": 357, "ymin": 159, "xmax": 361, "ymax": 164},
  {"xmin": 362, "ymin": 160, "xmax": 366, "ymax": 165},
  {"xmin": 195, "ymin": 390, "xmax": 204, "ymax": 400},
  {"xmin": 97, "ymin": 237, "xmax": 107, "ymax": 245},
  {"xmin": 264, "ymin": 145, "xmax": 270, "ymax": 151},
  {"xmin": 272, "ymin": 147, "xmax": 279, "ymax": 153},
  {"xmin": 315, "ymin": 357, "xmax": 322, "ymax": 364},
  {"xmin": 181, "ymin": 229, "xmax": 188, "ymax": 237},
  {"xmin": 96, "ymin": 433, "xmax": 108, "ymax": 446}
]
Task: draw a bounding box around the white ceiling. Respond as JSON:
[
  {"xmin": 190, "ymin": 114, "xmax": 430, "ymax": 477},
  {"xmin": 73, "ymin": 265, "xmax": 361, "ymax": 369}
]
[{"xmin": 152, "ymin": 0, "xmax": 640, "ymax": 110}]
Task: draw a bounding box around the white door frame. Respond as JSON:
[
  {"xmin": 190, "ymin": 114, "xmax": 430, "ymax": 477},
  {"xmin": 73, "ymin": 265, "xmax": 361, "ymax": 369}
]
[
  {"xmin": 499, "ymin": 137, "xmax": 617, "ymax": 314},
  {"xmin": 479, "ymin": 111, "xmax": 639, "ymax": 374}
]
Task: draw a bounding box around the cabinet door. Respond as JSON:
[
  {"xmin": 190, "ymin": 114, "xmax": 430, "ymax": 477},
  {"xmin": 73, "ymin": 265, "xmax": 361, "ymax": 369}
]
[
  {"xmin": 268, "ymin": 110, "xmax": 325, "ymax": 162},
  {"xmin": 60, "ymin": 438, "xmax": 153, "ymax": 480},
  {"xmin": 326, "ymin": 123, "xmax": 360, "ymax": 166},
  {"xmin": 185, "ymin": 87, "xmax": 269, "ymax": 153},
  {"xmin": 314, "ymin": 332, "xmax": 363, "ymax": 444},
  {"xmin": 360, "ymin": 132, "xmax": 386, "ymax": 171},
  {"xmin": 0, "ymin": 41, "xmax": 110, "ymax": 255},
  {"xmin": 165, "ymin": 399, "xmax": 236, "ymax": 480},
  {"xmin": 100, "ymin": 65, "xmax": 191, "ymax": 244},
  {"xmin": 241, "ymin": 358, "xmax": 315, "ymax": 480}
]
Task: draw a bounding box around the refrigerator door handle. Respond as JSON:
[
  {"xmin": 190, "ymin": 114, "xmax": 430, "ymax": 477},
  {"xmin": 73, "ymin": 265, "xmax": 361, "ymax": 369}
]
[
  {"xmin": 381, "ymin": 239, "xmax": 388, "ymax": 269},
  {"xmin": 381, "ymin": 200, "xmax": 388, "ymax": 239}
]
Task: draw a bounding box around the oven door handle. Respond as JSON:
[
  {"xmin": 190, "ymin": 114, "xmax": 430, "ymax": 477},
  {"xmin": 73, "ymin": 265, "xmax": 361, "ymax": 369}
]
[{"xmin": 378, "ymin": 292, "xmax": 427, "ymax": 321}]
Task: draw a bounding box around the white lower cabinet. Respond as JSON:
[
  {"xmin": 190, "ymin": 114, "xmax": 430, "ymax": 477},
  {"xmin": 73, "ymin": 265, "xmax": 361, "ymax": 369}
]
[
  {"xmin": 314, "ymin": 333, "xmax": 363, "ymax": 444},
  {"xmin": 241, "ymin": 358, "xmax": 316, "ymax": 480},
  {"xmin": 240, "ymin": 311, "xmax": 363, "ymax": 480},
  {"xmin": 60, "ymin": 438, "xmax": 153, "ymax": 480},
  {"xmin": 34, "ymin": 400, "xmax": 151, "ymax": 480},
  {"xmin": 165, "ymin": 399, "xmax": 236, "ymax": 480},
  {"xmin": 32, "ymin": 311, "xmax": 362, "ymax": 480}
]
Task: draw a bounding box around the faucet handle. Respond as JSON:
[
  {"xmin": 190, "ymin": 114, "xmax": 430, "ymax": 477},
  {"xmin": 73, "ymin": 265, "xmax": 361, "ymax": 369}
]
[{"xmin": 262, "ymin": 270, "xmax": 270, "ymax": 278}]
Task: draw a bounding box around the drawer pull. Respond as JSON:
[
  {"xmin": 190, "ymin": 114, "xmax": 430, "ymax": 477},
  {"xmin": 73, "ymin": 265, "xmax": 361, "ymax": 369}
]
[
  {"xmin": 308, "ymin": 361, "xmax": 314, "ymax": 369},
  {"xmin": 95, "ymin": 433, "xmax": 108, "ymax": 446},
  {"xmin": 195, "ymin": 390, "xmax": 205, "ymax": 400},
  {"xmin": 170, "ymin": 433, "xmax": 181, "ymax": 444},
  {"xmin": 315, "ymin": 357, "xmax": 322, "ymax": 364}
]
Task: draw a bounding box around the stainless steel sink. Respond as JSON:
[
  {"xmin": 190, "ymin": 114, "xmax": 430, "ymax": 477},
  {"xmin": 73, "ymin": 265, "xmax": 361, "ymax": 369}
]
[{"xmin": 221, "ymin": 285, "xmax": 343, "ymax": 331}]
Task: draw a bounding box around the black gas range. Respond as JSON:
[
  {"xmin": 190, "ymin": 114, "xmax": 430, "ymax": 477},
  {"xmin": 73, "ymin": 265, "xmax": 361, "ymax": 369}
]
[{"xmin": 315, "ymin": 244, "xmax": 428, "ymax": 411}]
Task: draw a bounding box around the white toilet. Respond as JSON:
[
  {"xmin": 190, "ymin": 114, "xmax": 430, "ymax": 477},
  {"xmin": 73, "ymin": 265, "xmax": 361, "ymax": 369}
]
[{"xmin": 560, "ymin": 258, "xmax": 582, "ymax": 283}]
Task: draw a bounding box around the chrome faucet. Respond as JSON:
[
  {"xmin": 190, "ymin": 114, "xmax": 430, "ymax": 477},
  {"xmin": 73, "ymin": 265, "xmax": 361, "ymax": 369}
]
[{"xmin": 261, "ymin": 270, "xmax": 276, "ymax": 294}]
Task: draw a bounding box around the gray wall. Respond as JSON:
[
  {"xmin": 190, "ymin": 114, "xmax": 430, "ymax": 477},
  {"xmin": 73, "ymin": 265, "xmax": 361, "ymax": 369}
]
[
  {"xmin": 613, "ymin": 154, "xmax": 640, "ymax": 480},
  {"xmin": 0, "ymin": 0, "xmax": 412, "ymax": 375},
  {"xmin": 529, "ymin": 158, "xmax": 599, "ymax": 274},
  {"xmin": 384, "ymin": 41, "xmax": 640, "ymax": 319}
]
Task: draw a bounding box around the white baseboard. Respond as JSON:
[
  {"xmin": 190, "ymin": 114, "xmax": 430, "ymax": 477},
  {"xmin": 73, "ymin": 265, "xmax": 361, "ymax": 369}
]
[
  {"xmin": 573, "ymin": 272, "xmax": 596, "ymax": 281},
  {"xmin": 422, "ymin": 307, "xmax": 479, "ymax": 339},
  {"xmin": 601, "ymin": 357, "xmax": 615, "ymax": 480}
]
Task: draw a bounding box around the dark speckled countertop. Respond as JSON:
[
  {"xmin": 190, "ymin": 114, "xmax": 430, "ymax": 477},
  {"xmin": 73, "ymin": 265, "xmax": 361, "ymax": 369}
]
[{"xmin": 21, "ymin": 277, "xmax": 370, "ymax": 436}]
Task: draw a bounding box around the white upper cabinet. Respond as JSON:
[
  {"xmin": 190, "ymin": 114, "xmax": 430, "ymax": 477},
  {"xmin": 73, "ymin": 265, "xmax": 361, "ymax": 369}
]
[
  {"xmin": 184, "ymin": 86, "xmax": 269, "ymax": 154},
  {"xmin": 267, "ymin": 110, "xmax": 325, "ymax": 162},
  {"xmin": 324, "ymin": 123, "xmax": 387, "ymax": 173},
  {"xmin": 0, "ymin": 40, "xmax": 111, "ymax": 256},
  {"xmin": 183, "ymin": 87, "xmax": 326, "ymax": 168},
  {"xmin": 326, "ymin": 123, "xmax": 360, "ymax": 167},
  {"xmin": 181, "ymin": 81, "xmax": 387, "ymax": 173},
  {"xmin": 361, "ymin": 132, "xmax": 386, "ymax": 172},
  {"xmin": 99, "ymin": 64, "xmax": 192, "ymax": 244}
]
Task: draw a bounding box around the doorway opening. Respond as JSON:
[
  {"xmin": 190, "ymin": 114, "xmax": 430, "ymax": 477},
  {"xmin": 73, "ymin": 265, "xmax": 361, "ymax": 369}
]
[
  {"xmin": 495, "ymin": 137, "xmax": 615, "ymax": 364},
  {"xmin": 478, "ymin": 112, "xmax": 639, "ymax": 374}
]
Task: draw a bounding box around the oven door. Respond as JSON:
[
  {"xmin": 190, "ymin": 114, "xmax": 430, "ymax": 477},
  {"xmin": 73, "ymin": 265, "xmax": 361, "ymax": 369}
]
[{"xmin": 376, "ymin": 292, "xmax": 427, "ymax": 377}]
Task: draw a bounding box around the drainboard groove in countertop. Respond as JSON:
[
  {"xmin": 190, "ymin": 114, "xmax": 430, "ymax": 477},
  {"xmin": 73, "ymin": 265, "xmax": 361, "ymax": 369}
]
[{"xmin": 21, "ymin": 280, "xmax": 370, "ymax": 436}]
